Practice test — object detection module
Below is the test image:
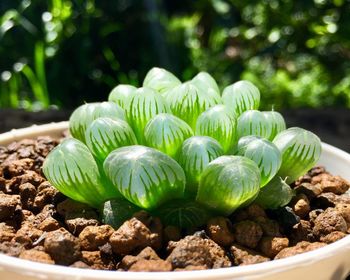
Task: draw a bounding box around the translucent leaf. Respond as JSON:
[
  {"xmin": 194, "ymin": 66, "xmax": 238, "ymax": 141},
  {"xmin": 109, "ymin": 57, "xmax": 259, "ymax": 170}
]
[
  {"xmin": 237, "ymin": 110, "xmax": 272, "ymax": 140},
  {"xmin": 222, "ymin": 80, "xmax": 260, "ymax": 116},
  {"xmin": 165, "ymin": 82, "xmax": 221, "ymax": 130},
  {"xmin": 273, "ymin": 127, "xmax": 322, "ymax": 184},
  {"xmin": 191, "ymin": 71, "xmax": 220, "ymax": 96},
  {"xmin": 108, "ymin": 84, "xmax": 137, "ymax": 109},
  {"xmin": 195, "ymin": 105, "xmax": 237, "ymax": 154},
  {"xmin": 262, "ymin": 111, "xmax": 286, "ymax": 140},
  {"xmin": 102, "ymin": 198, "xmax": 141, "ymax": 229},
  {"xmin": 103, "ymin": 145, "xmax": 186, "ymax": 209},
  {"xmin": 177, "ymin": 136, "xmax": 224, "ymax": 196},
  {"xmin": 255, "ymin": 177, "xmax": 294, "ymax": 209},
  {"xmin": 143, "ymin": 67, "xmax": 181, "ymax": 94},
  {"xmin": 237, "ymin": 137, "xmax": 282, "ymax": 187},
  {"xmin": 125, "ymin": 87, "xmax": 170, "ymax": 144},
  {"xmin": 69, "ymin": 102, "xmax": 126, "ymax": 143},
  {"xmin": 85, "ymin": 118, "xmax": 138, "ymax": 163},
  {"xmin": 154, "ymin": 199, "xmax": 212, "ymax": 229},
  {"xmin": 43, "ymin": 138, "xmax": 121, "ymax": 208},
  {"xmin": 144, "ymin": 113, "xmax": 193, "ymax": 158},
  {"xmin": 196, "ymin": 156, "xmax": 261, "ymax": 215}
]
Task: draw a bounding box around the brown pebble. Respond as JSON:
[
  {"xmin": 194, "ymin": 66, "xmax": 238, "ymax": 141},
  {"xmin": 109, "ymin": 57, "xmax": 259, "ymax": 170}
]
[
  {"xmin": 79, "ymin": 225, "xmax": 114, "ymax": 251},
  {"xmin": 80, "ymin": 251, "xmax": 115, "ymax": 270},
  {"xmin": 0, "ymin": 241, "xmax": 25, "ymax": 257},
  {"xmin": 109, "ymin": 212, "xmax": 162, "ymax": 255},
  {"xmin": 33, "ymin": 181, "xmax": 60, "ymax": 210},
  {"xmin": 38, "ymin": 217, "xmax": 60, "ymax": 232},
  {"xmin": 44, "ymin": 227, "xmax": 81, "ymax": 265},
  {"xmin": 230, "ymin": 244, "xmax": 270, "ymax": 266},
  {"xmin": 254, "ymin": 216, "xmax": 282, "ymax": 237},
  {"xmin": 0, "ymin": 222, "xmax": 16, "ymax": 242},
  {"xmin": 335, "ymin": 203, "xmax": 350, "ymax": 226},
  {"xmin": 19, "ymin": 249, "xmax": 55, "ymax": 264},
  {"xmin": 233, "ymin": 220, "xmax": 263, "ymax": 248},
  {"xmin": 206, "ymin": 217, "xmax": 235, "ymax": 247},
  {"xmin": 163, "ymin": 226, "xmax": 181, "ymax": 242},
  {"xmin": 70, "ymin": 261, "xmax": 90, "ymax": 269},
  {"xmin": 294, "ymin": 182, "xmax": 322, "ymax": 199},
  {"xmin": 258, "ymin": 237, "xmax": 289, "ymax": 258},
  {"xmin": 290, "ymin": 220, "xmax": 315, "ymax": 244},
  {"xmin": 320, "ymin": 231, "xmax": 347, "ymax": 244},
  {"xmin": 312, "ymin": 173, "xmax": 350, "ymax": 195},
  {"xmin": 129, "ymin": 259, "xmax": 172, "ymax": 272},
  {"xmin": 65, "ymin": 211, "xmax": 100, "ymax": 235},
  {"xmin": 2, "ymin": 159, "xmax": 34, "ymax": 178},
  {"xmin": 13, "ymin": 222, "xmax": 44, "ymax": 248},
  {"xmin": 291, "ymin": 194, "xmax": 310, "ymax": 218},
  {"xmin": 119, "ymin": 247, "xmax": 161, "ymax": 270},
  {"xmin": 313, "ymin": 208, "xmax": 347, "ymax": 238},
  {"xmin": 275, "ymin": 241, "xmax": 326, "ymax": 259},
  {"xmin": 0, "ymin": 193, "xmax": 21, "ymax": 221},
  {"xmin": 19, "ymin": 183, "xmax": 36, "ymax": 210}
]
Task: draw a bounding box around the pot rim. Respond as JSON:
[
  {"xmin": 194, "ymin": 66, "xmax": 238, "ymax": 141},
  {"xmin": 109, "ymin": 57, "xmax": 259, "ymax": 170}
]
[{"xmin": 0, "ymin": 122, "xmax": 350, "ymax": 279}]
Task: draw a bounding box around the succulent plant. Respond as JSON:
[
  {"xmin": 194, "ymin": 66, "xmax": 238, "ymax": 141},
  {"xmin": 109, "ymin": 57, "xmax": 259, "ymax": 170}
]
[{"xmin": 43, "ymin": 67, "xmax": 322, "ymax": 229}]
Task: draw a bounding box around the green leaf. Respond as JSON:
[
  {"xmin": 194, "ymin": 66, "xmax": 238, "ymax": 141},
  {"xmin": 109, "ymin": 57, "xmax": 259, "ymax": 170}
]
[
  {"xmin": 262, "ymin": 111, "xmax": 286, "ymax": 140},
  {"xmin": 222, "ymin": 80, "xmax": 260, "ymax": 116},
  {"xmin": 43, "ymin": 138, "xmax": 121, "ymax": 208},
  {"xmin": 255, "ymin": 177, "xmax": 294, "ymax": 209},
  {"xmin": 154, "ymin": 199, "xmax": 212, "ymax": 229},
  {"xmin": 237, "ymin": 136, "xmax": 282, "ymax": 187},
  {"xmin": 102, "ymin": 198, "xmax": 141, "ymax": 229},
  {"xmin": 103, "ymin": 145, "xmax": 186, "ymax": 209},
  {"xmin": 108, "ymin": 84, "xmax": 137, "ymax": 109},
  {"xmin": 125, "ymin": 87, "xmax": 170, "ymax": 144},
  {"xmin": 196, "ymin": 156, "xmax": 261, "ymax": 215},
  {"xmin": 85, "ymin": 118, "xmax": 138, "ymax": 163},
  {"xmin": 144, "ymin": 113, "xmax": 193, "ymax": 158},
  {"xmin": 191, "ymin": 71, "xmax": 220, "ymax": 96},
  {"xmin": 143, "ymin": 67, "xmax": 181, "ymax": 94},
  {"xmin": 177, "ymin": 136, "xmax": 224, "ymax": 196},
  {"xmin": 237, "ymin": 110, "xmax": 272, "ymax": 140},
  {"xmin": 164, "ymin": 82, "xmax": 221, "ymax": 130},
  {"xmin": 195, "ymin": 105, "xmax": 237, "ymax": 154},
  {"xmin": 273, "ymin": 127, "xmax": 322, "ymax": 184},
  {"xmin": 69, "ymin": 102, "xmax": 126, "ymax": 143}
]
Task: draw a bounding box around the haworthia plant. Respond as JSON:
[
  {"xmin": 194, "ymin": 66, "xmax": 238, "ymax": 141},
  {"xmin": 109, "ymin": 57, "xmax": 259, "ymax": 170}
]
[
  {"xmin": 69, "ymin": 102, "xmax": 126, "ymax": 143},
  {"xmin": 125, "ymin": 87, "xmax": 169, "ymax": 144},
  {"xmin": 177, "ymin": 136, "xmax": 224, "ymax": 195},
  {"xmin": 164, "ymin": 82, "xmax": 221, "ymax": 130},
  {"xmin": 43, "ymin": 138, "xmax": 121, "ymax": 208},
  {"xmin": 108, "ymin": 84, "xmax": 137, "ymax": 109},
  {"xmin": 143, "ymin": 67, "xmax": 181, "ymax": 94},
  {"xmin": 263, "ymin": 111, "xmax": 286, "ymax": 140},
  {"xmin": 85, "ymin": 118, "xmax": 138, "ymax": 163},
  {"xmin": 103, "ymin": 145, "xmax": 186, "ymax": 209},
  {"xmin": 222, "ymin": 80, "xmax": 260, "ymax": 116},
  {"xmin": 195, "ymin": 105, "xmax": 237, "ymax": 154},
  {"xmin": 196, "ymin": 156, "xmax": 261, "ymax": 215},
  {"xmin": 191, "ymin": 72, "xmax": 220, "ymax": 96},
  {"xmin": 144, "ymin": 113, "xmax": 193, "ymax": 158},
  {"xmin": 237, "ymin": 136, "xmax": 282, "ymax": 187}
]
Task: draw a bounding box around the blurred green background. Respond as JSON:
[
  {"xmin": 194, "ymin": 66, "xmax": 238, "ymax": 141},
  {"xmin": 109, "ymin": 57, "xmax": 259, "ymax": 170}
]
[{"xmin": 1, "ymin": 0, "xmax": 350, "ymax": 111}]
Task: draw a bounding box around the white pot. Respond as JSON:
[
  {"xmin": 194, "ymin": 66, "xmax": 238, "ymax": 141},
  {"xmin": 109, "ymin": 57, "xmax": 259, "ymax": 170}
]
[{"xmin": 0, "ymin": 122, "xmax": 349, "ymax": 280}]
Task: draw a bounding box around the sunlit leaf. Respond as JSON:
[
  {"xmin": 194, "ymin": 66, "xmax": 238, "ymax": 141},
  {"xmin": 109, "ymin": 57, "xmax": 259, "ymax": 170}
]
[
  {"xmin": 125, "ymin": 87, "xmax": 170, "ymax": 144},
  {"xmin": 85, "ymin": 117, "xmax": 138, "ymax": 162},
  {"xmin": 191, "ymin": 71, "xmax": 220, "ymax": 96},
  {"xmin": 273, "ymin": 127, "xmax": 322, "ymax": 184},
  {"xmin": 237, "ymin": 110, "xmax": 272, "ymax": 139},
  {"xmin": 164, "ymin": 82, "xmax": 221, "ymax": 130},
  {"xmin": 195, "ymin": 105, "xmax": 237, "ymax": 154},
  {"xmin": 43, "ymin": 138, "xmax": 121, "ymax": 208},
  {"xmin": 103, "ymin": 145, "xmax": 186, "ymax": 209},
  {"xmin": 237, "ymin": 136, "xmax": 282, "ymax": 187},
  {"xmin": 255, "ymin": 177, "xmax": 294, "ymax": 209},
  {"xmin": 69, "ymin": 102, "xmax": 126, "ymax": 143},
  {"xmin": 143, "ymin": 67, "xmax": 181, "ymax": 94},
  {"xmin": 108, "ymin": 84, "xmax": 137, "ymax": 109},
  {"xmin": 222, "ymin": 80, "xmax": 260, "ymax": 116},
  {"xmin": 144, "ymin": 113, "xmax": 193, "ymax": 158},
  {"xmin": 177, "ymin": 136, "xmax": 224, "ymax": 196},
  {"xmin": 196, "ymin": 156, "xmax": 261, "ymax": 215},
  {"xmin": 263, "ymin": 111, "xmax": 286, "ymax": 140}
]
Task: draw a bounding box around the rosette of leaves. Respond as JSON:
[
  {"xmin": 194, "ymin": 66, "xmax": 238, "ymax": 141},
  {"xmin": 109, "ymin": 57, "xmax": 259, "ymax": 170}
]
[
  {"xmin": 43, "ymin": 68, "xmax": 324, "ymax": 230},
  {"xmin": 222, "ymin": 80, "xmax": 260, "ymax": 116},
  {"xmin": 143, "ymin": 67, "xmax": 181, "ymax": 94}
]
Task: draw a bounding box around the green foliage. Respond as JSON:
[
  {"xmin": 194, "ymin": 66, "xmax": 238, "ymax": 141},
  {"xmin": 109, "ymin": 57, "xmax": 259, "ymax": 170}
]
[{"xmin": 2, "ymin": 1, "xmax": 349, "ymax": 110}]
